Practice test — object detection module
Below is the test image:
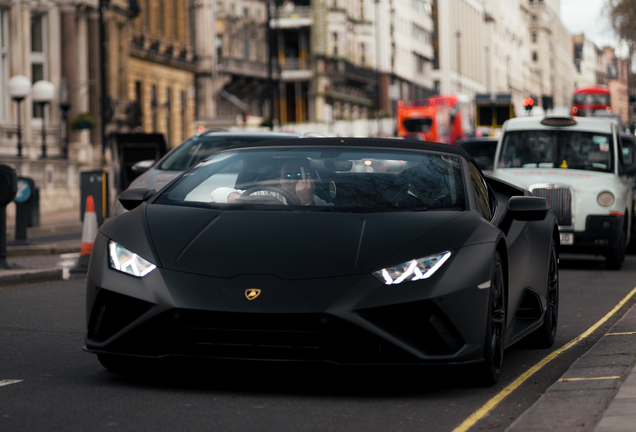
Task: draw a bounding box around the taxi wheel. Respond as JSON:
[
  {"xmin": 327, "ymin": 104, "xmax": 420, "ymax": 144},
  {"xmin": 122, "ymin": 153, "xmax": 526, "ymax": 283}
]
[{"xmin": 606, "ymin": 219, "xmax": 627, "ymax": 270}]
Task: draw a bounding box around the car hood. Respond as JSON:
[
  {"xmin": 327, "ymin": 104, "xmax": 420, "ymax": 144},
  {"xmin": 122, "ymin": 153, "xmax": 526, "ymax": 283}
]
[
  {"xmin": 120, "ymin": 205, "xmax": 493, "ymax": 280},
  {"xmin": 492, "ymin": 168, "xmax": 620, "ymax": 192}
]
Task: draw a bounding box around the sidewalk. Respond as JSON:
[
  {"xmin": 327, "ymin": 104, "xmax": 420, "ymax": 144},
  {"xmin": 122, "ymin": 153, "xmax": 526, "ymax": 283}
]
[
  {"xmin": 1, "ymin": 207, "xmax": 82, "ymax": 286},
  {"xmin": 506, "ymin": 301, "xmax": 636, "ymax": 431}
]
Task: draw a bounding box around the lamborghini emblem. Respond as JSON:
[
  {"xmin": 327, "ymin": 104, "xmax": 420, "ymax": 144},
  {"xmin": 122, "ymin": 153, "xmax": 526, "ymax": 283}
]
[{"xmin": 245, "ymin": 289, "xmax": 261, "ymax": 300}]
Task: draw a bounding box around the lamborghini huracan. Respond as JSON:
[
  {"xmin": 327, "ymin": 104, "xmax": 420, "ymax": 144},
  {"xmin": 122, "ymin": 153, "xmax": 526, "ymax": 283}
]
[{"xmin": 85, "ymin": 138, "xmax": 559, "ymax": 385}]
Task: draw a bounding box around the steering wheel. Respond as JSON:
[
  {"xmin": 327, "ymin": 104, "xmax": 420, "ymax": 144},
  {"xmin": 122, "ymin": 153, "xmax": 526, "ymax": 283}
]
[{"xmin": 240, "ymin": 186, "xmax": 298, "ymax": 205}]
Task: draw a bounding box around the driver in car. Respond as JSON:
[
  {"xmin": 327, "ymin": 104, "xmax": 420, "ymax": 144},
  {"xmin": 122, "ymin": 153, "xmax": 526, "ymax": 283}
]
[{"xmin": 211, "ymin": 158, "xmax": 331, "ymax": 206}]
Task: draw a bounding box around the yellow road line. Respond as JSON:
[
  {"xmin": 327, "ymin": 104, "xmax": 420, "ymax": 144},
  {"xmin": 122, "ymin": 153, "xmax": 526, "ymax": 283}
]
[
  {"xmin": 558, "ymin": 376, "xmax": 620, "ymax": 382},
  {"xmin": 606, "ymin": 331, "xmax": 636, "ymax": 335},
  {"xmin": 451, "ymin": 285, "xmax": 636, "ymax": 432}
]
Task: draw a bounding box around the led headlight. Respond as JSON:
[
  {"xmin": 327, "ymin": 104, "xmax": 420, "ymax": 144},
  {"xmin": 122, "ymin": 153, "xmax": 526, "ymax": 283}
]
[
  {"xmin": 372, "ymin": 251, "xmax": 451, "ymax": 285},
  {"xmin": 108, "ymin": 240, "xmax": 157, "ymax": 277},
  {"xmin": 597, "ymin": 191, "xmax": 615, "ymax": 207}
]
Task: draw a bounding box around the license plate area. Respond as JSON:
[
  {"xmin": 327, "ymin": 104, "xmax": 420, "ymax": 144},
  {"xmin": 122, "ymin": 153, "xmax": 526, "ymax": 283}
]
[{"xmin": 559, "ymin": 232, "xmax": 573, "ymax": 245}]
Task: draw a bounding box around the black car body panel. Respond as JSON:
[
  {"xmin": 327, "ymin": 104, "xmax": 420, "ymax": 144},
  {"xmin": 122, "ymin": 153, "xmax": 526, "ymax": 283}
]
[{"xmin": 86, "ymin": 138, "xmax": 558, "ymax": 368}]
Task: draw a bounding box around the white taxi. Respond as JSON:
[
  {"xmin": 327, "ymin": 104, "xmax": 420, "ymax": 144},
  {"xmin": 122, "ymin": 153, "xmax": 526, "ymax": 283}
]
[{"xmin": 491, "ymin": 116, "xmax": 635, "ymax": 269}]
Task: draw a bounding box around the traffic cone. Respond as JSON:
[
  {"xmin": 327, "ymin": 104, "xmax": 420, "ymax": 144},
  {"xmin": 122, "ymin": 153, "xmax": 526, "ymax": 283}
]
[{"xmin": 70, "ymin": 195, "xmax": 99, "ymax": 273}]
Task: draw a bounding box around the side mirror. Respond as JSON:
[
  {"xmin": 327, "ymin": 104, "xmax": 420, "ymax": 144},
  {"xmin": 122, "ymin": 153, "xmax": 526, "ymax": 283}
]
[
  {"xmin": 118, "ymin": 188, "xmax": 156, "ymax": 210},
  {"xmin": 507, "ymin": 196, "xmax": 551, "ymax": 221},
  {"xmin": 131, "ymin": 159, "xmax": 156, "ymax": 174}
]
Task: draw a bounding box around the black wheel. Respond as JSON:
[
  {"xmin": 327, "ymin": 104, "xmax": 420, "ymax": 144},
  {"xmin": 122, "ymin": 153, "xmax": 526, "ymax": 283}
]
[
  {"xmin": 239, "ymin": 186, "xmax": 298, "ymax": 205},
  {"xmin": 531, "ymin": 238, "xmax": 559, "ymax": 348},
  {"xmin": 606, "ymin": 221, "xmax": 626, "ymax": 270},
  {"xmin": 475, "ymin": 252, "xmax": 506, "ymax": 386}
]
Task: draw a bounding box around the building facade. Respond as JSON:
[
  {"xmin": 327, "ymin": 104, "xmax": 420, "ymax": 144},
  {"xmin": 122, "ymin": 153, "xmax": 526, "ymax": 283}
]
[
  {"xmin": 604, "ymin": 46, "xmax": 630, "ymax": 125},
  {"xmin": 1, "ymin": 0, "xmax": 104, "ymax": 215}
]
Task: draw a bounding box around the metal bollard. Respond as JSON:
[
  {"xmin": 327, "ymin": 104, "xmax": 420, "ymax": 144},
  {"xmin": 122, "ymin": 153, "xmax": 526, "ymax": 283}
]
[{"xmin": 0, "ymin": 165, "xmax": 18, "ymax": 269}]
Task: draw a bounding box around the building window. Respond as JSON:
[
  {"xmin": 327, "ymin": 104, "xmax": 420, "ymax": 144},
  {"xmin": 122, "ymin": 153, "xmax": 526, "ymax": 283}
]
[
  {"xmin": 415, "ymin": 53, "xmax": 426, "ymax": 74},
  {"xmin": 243, "ymin": 7, "xmax": 249, "ymax": 18},
  {"xmin": 0, "ymin": 8, "xmax": 8, "ymax": 122},
  {"xmin": 531, "ymin": 32, "xmax": 537, "ymax": 43},
  {"xmin": 151, "ymin": 84, "xmax": 158, "ymax": 132},
  {"xmin": 532, "ymin": 51, "xmax": 538, "ymax": 62},
  {"xmin": 531, "ymin": 14, "xmax": 537, "ymax": 21},
  {"xmin": 243, "ymin": 40, "xmax": 250, "ymax": 59},
  {"xmin": 172, "ymin": 0, "xmax": 178, "ymax": 39},
  {"xmin": 165, "ymin": 87, "xmax": 172, "ymax": 147},
  {"xmin": 360, "ymin": 0, "xmax": 364, "ymax": 19},
  {"xmin": 181, "ymin": 90, "xmax": 187, "ymax": 141},
  {"xmin": 144, "ymin": 0, "xmax": 150, "ymax": 30},
  {"xmin": 158, "ymin": 0, "xmax": 164, "ymax": 34},
  {"xmin": 360, "ymin": 42, "xmax": 366, "ymax": 65},
  {"xmin": 216, "ymin": 35, "xmax": 223, "ymax": 59},
  {"xmin": 30, "ymin": 12, "xmax": 47, "ymax": 119},
  {"xmin": 332, "ymin": 32, "xmax": 338, "ymax": 56},
  {"xmin": 413, "ymin": 23, "xmax": 430, "ymax": 44}
]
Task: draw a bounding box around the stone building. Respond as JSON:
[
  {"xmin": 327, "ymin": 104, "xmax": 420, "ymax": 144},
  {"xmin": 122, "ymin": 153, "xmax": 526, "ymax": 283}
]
[
  {"xmin": 125, "ymin": 0, "xmax": 198, "ymax": 147},
  {"xmin": 573, "ymin": 34, "xmax": 607, "ymax": 87},
  {"xmin": 0, "ymin": 0, "xmax": 106, "ymax": 215},
  {"xmin": 604, "ymin": 46, "xmax": 630, "ymax": 125},
  {"xmin": 527, "ymin": 0, "xmax": 575, "ymax": 109}
]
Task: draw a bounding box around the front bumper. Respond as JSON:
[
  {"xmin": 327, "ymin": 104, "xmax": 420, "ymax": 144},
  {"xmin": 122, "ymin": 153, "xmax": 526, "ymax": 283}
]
[
  {"xmin": 560, "ymin": 215, "xmax": 624, "ymax": 255},
  {"xmin": 85, "ymin": 234, "xmax": 495, "ymax": 366}
]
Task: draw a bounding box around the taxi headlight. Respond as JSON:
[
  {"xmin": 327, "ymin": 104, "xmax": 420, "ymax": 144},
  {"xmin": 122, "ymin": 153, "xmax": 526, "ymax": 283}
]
[
  {"xmin": 372, "ymin": 251, "xmax": 451, "ymax": 285},
  {"xmin": 597, "ymin": 192, "xmax": 615, "ymax": 207},
  {"xmin": 108, "ymin": 240, "xmax": 157, "ymax": 277}
]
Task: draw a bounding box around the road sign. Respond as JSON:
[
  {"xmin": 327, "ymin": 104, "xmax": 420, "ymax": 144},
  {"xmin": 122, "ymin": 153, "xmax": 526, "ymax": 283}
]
[{"xmin": 14, "ymin": 178, "xmax": 32, "ymax": 203}]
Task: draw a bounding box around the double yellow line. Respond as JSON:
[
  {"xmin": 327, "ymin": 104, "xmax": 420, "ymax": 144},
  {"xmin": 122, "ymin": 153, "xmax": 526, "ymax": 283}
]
[{"xmin": 452, "ymin": 285, "xmax": 636, "ymax": 432}]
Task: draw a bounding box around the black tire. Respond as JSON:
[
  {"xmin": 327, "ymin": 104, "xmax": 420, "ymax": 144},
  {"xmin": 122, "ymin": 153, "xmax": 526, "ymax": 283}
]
[
  {"xmin": 475, "ymin": 252, "xmax": 506, "ymax": 387},
  {"xmin": 531, "ymin": 238, "xmax": 559, "ymax": 348},
  {"xmin": 606, "ymin": 228, "xmax": 626, "ymax": 270}
]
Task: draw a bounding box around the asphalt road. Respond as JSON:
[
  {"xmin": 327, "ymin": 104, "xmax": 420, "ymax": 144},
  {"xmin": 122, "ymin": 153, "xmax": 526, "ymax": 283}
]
[{"xmin": 1, "ymin": 253, "xmax": 636, "ymax": 432}]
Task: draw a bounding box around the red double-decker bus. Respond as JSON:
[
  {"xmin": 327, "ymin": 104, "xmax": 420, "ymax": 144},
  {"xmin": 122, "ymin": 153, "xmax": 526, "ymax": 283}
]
[{"xmin": 571, "ymin": 85, "xmax": 611, "ymax": 116}]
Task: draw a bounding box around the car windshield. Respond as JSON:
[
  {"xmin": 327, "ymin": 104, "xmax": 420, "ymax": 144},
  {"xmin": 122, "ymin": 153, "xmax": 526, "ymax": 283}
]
[
  {"xmin": 573, "ymin": 93, "xmax": 610, "ymax": 106},
  {"xmin": 460, "ymin": 139, "xmax": 497, "ymax": 159},
  {"xmin": 403, "ymin": 118, "xmax": 433, "ymax": 132},
  {"xmin": 498, "ymin": 130, "xmax": 614, "ymax": 173},
  {"xmin": 154, "ymin": 147, "xmax": 467, "ymax": 212},
  {"xmin": 158, "ymin": 134, "xmax": 299, "ymax": 171}
]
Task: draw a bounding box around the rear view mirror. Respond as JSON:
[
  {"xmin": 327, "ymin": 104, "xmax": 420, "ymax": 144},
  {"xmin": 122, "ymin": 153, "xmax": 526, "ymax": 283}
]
[
  {"xmin": 507, "ymin": 196, "xmax": 551, "ymax": 221},
  {"xmin": 118, "ymin": 188, "xmax": 156, "ymax": 210}
]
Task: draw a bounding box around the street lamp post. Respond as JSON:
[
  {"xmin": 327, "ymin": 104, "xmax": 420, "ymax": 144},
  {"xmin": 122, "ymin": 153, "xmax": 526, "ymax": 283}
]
[
  {"xmin": 31, "ymin": 80, "xmax": 56, "ymax": 159},
  {"xmin": 8, "ymin": 75, "xmax": 32, "ymax": 158}
]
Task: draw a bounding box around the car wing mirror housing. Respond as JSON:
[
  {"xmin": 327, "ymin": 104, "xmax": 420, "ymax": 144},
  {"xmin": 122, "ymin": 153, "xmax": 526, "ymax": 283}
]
[
  {"xmin": 507, "ymin": 196, "xmax": 551, "ymax": 221},
  {"xmin": 118, "ymin": 188, "xmax": 157, "ymax": 210}
]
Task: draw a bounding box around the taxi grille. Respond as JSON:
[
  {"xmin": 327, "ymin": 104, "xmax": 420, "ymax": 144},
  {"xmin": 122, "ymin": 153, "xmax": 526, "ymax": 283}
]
[{"xmin": 531, "ymin": 187, "xmax": 572, "ymax": 227}]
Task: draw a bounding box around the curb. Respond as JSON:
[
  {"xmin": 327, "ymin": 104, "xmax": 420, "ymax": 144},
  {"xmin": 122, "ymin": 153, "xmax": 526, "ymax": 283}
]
[
  {"xmin": 0, "ymin": 268, "xmax": 64, "ymax": 287},
  {"xmin": 505, "ymin": 304, "xmax": 636, "ymax": 431},
  {"xmin": 6, "ymin": 244, "xmax": 81, "ymax": 257}
]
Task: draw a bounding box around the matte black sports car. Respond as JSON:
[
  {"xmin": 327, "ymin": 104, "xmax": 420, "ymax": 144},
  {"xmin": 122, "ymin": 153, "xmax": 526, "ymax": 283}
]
[{"xmin": 85, "ymin": 138, "xmax": 559, "ymax": 385}]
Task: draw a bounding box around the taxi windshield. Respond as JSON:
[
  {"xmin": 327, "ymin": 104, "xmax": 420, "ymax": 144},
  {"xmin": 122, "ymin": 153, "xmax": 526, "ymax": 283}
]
[
  {"xmin": 154, "ymin": 147, "xmax": 467, "ymax": 212},
  {"xmin": 498, "ymin": 130, "xmax": 614, "ymax": 173}
]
